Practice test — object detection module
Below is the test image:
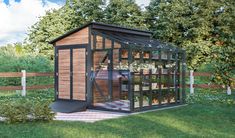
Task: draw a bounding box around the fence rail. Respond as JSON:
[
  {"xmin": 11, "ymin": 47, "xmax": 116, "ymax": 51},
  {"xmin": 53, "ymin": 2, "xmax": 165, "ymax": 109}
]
[
  {"xmin": 0, "ymin": 71, "xmax": 233, "ymax": 95},
  {"xmin": 188, "ymin": 70, "xmax": 234, "ymax": 95},
  {"xmin": 0, "ymin": 70, "xmax": 54, "ymax": 96},
  {"xmin": 0, "ymin": 85, "xmax": 54, "ymax": 91},
  {"xmin": 192, "ymin": 72, "xmax": 212, "ymax": 77},
  {"xmin": 0, "ymin": 72, "xmax": 53, "ymax": 77}
]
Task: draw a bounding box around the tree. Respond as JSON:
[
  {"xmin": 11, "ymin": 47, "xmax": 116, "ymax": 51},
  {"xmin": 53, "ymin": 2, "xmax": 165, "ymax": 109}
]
[
  {"xmin": 104, "ymin": 0, "xmax": 146, "ymax": 29},
  {"xmin": 26, "ymin": 0, "xmax": 105, "ymax": 59},
  {"xmin": 73, "ymin": 0, "xmax": 105, "ymax": 23},
  {"xmin": 27, "ymin": 0, "xmax": 146, "ymax": 59},
  {"xmin": 26, "ymin": 5, "xmax": 77, "ymax": 59},
  {"xmin": 145, "ymin": 0, "xmax": 235, "ymax": 86}
]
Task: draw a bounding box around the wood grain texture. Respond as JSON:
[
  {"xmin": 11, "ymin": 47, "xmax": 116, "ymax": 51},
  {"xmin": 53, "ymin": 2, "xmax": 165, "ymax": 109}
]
[
  {"xmin": 58, "ymin": 49, "xmax": 70, "ymax": 99},
  {"xmin": 0, "ymin": 85, "xmax": 53, "ymax": 91},
  {"xmin": 56, "ymin": 27, "xmax": 89, "ymax": 46},
  {"xmin": 73, "ymin": 48, "xmax": 86, "ymax": 100},
  {"xmin": 0, "ymin": 72, "xmax": 22, "ymax": 77},
  {"xmin": 0, "ymin": 86, "xmax": 22, "ymax": 91}
]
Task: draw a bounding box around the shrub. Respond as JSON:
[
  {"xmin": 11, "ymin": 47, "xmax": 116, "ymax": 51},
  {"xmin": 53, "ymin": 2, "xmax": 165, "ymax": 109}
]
[
  {"xmin": 0, "ymin": 99, "xmax": 30, "ymax": 123},
  {"xmin": 0, "ymin": 46, "xmax": 53, "ymax": 87},
  {"xmin": 186, "ymin": 92, "xmax": 235, "ymax": 106},
  {"xmin": 32, "ymin": 99, "xmax": 55, "ymax": 121},
  {"xmin": 0, "ymin": 96, "xmax": 55, "ymax": 123}
]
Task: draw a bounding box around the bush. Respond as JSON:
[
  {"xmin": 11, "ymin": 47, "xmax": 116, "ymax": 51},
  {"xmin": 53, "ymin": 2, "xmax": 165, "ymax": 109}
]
[
  {"xmin": 0, "ymin": 96, "xmax": 55, "ymax": 123},
  {"xmin": 0, "ymin": 46, "xmax": 53, "ymax": 87},
  {"xmin": 32, "ymin": 100, "xmax": 55, "ymax": 121},
  {"xmin": 0, "ymin": 99, "xmax": 30, "ymax": 123},
  {"xmin": 186, "ymin": 92, "xmax": 235, "ymax": 106}
]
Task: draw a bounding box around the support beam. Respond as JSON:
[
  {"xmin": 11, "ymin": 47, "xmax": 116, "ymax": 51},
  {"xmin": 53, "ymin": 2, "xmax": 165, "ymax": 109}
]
[
  {"xmin": 190, "ymin": 70, "xmax": 194, "ymax": 94},
  {"xmin": 181, "ymin": 50, "xmax": 186, "ymax": 103},
  {"xmin": 158, "ymin": 50, "xmax": 162, "ymax": 105},
  {"xmin": 128, "ymin": 47, "xmax": 134, "ymax": 112},
  {"xmin": 21, "ymin": 70, "xmax": 26, "ymax": 96},
  {"xmin": 227, "ymin": 86, "xmax": 231, "ymax": 95},
  {"xmin": 70, "ymin": 49, "xmax": 73, "ymax": 100},
  {"xmin": 87, "ymin": 26, "xmax": 93, "ymax": 106}
]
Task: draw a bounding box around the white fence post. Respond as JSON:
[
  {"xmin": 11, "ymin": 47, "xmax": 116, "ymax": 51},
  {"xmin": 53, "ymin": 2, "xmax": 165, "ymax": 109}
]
[
  {"xmin": 21, "ymin": 70, "xmax": 26, "ymax": 96},
  {"xmin": 227, "ymin": 86, "xmax": 231, "ymax": 95},
  {"xmin": 190, "ymin": 70, "xmax": 194, "ymax": 94}
]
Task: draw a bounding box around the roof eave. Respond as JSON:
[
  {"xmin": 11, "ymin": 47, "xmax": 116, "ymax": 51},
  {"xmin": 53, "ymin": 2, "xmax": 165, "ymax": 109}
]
[{"xmin": 49, "ymin": 22, "xmax": 153, "ymax": 45}]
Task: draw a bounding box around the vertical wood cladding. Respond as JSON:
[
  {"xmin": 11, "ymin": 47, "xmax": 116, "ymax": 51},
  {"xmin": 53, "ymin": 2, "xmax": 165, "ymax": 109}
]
[
  {"xmin": 73, "ymin": 48, "xmax": 86, "ymax": 100},
  {"xmin": 58, "ymin": 49, "xmax": 71, "ymax": 99},
  {"xmin": 56, "ymin": 27, "xmax": 89, "ymax": 46}
]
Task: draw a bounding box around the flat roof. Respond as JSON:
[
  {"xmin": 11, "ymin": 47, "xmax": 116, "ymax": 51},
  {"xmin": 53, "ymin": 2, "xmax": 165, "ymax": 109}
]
[{"xmin": 49, "ymin": 22, "xmax": 152, "ymax": 44}]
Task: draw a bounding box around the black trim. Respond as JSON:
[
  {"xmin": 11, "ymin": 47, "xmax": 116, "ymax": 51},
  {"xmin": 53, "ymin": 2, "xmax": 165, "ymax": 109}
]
[
  {"xmin": 108, "ymin": 49, "xmax": 113, "ymax": 101},
  {"xmin": 87, "ymin": 26, "xmax": 93, "ymax": 107},
  {"xmin": 54, "ymin": 46, "xmax": 58, "ymax": 100},
  {"xmin": 56, "ymin": 44, "xmax": 87, "ymax": 50},
  {"xmin": 91, "ymin": 22, "xmax": 152, "ymax": 34},
  {"xmin": 159, "ymin": 50, "xmax": 162, "ymax": 105},
  {"xmin": 70, "ymin": 49, "xmax": 73, "ymax": 100}
]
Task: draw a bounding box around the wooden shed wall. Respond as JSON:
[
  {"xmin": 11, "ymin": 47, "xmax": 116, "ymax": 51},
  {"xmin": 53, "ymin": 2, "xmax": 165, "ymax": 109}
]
[
  {"xmin": 56, "ymin": 27, "xmax": 89, "ymax": 100},
  {"xmin": 55, "ymin": 27, "xmax": 89, "ymax": 46}
]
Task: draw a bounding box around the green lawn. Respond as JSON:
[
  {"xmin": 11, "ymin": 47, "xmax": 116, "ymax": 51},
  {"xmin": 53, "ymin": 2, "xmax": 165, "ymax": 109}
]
[{"xmin": 0, "ymin": 103, "xmax": 234, "ymax": 138}]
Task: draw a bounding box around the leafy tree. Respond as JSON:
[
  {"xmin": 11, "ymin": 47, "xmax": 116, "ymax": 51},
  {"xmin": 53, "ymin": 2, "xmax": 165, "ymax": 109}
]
[
  {"xmin": 146, "ymin": 0, "xmax": 217, "ymax": 69},
  {"xmin": 26, "ymin": 0, "xmax": 105, "ymax": 59},
  {"xmin": 209, "ymin": 0, "xmax": 235, "ymax": 86},
  {"xmin": 26, "ymin": 5, "xmax": 77, "ymax": 59},
  {"xmin": 104, "ymin": 0, "xmax": 146, "ymax": 29},
  {"xmin": 145, "ymin": 0, "xmax": 235, "ymax": 86},
  {"xmin": 27, "ymin": 0, "xmax": 146, "ymax": 59},
  {"xmin": 73, "ymin": 0, "xmax": 105, "ymax": 23}
]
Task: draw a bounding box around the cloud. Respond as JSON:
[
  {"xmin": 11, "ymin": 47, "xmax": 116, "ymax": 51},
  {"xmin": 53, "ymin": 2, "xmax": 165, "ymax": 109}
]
[
  {"xmin": 0, "ymin": 0, "xmax": 61, "ymax": 46},
  {"xmin": 0, "ymin": 0, "xmax": 150, "ymax": 46},
  {"xmin": 136, "ymin": 0, "xmax": 150, "ymax": 9}
]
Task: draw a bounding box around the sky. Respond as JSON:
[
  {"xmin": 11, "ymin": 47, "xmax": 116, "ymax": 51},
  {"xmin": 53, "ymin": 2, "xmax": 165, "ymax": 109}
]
[{"xmin": 0, "ymin": 0, "xmax": 150, "ymax": 46}]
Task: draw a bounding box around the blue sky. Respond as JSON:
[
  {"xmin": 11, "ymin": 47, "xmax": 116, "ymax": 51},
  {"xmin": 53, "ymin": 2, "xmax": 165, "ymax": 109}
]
[
  {"xmin": 3, "ymin": 0, "xmax": 65, "ymax": 5},
  {"xmin": 0, "ymin": 0, "xmax": 150, "ymax": 46}
]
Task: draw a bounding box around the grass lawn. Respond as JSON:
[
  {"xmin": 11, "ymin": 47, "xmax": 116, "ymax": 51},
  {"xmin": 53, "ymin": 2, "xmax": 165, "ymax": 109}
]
[{"xmin": 0, "ymin": 103, "xmax": 234, "ymax": 138}]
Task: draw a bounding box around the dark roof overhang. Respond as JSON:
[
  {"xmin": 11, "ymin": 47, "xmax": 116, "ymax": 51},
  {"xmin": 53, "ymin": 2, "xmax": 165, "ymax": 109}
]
[{"xmin": 49, "ymin": 22, "xmax": 152, "ymax": 44}]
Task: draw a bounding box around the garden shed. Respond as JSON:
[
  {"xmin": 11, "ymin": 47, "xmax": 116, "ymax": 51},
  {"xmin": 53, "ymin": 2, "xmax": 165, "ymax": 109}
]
[{"xmin": 49, "ymin": 22, "xmax": 186, "ymax": 112}]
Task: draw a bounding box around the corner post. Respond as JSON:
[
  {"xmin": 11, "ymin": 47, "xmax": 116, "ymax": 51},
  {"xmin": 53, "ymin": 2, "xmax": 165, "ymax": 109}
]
[
  {"xmin": 227, "ymin": 86, "xmax": 231, "ymax": 95},
  {"xmin": 181, "ymin": 50, "xmax": 186, "ymax": 103},
  {"xmin": 21, "ymin": 70, "xmax": 26, "ymax": 96},
  {"xmin": 190, "ymin": 70, "xmax": 194, "ymax": 94},
  {"xmin": 87, "ymin": 26, "xmax": 93, "ymax": 107}
]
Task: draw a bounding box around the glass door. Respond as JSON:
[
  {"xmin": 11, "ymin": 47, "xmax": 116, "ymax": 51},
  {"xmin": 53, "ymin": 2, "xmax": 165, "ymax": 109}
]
[{"xmin": 92, "ymin": 50, "xmax": 112, "ymax": 104}]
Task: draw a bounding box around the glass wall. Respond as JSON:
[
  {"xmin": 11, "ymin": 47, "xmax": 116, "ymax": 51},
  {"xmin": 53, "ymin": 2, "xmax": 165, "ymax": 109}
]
[
  {"xmin": 91, "ymin": 32, "xmax": 184, "ymax": 112},
  {"xmin": 91, "ymin": 34, "xmax": 130, "ymax": 111},
  {"xmin": 120, "ymin": 48, "xmax": 181, "ymax": 111}
]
